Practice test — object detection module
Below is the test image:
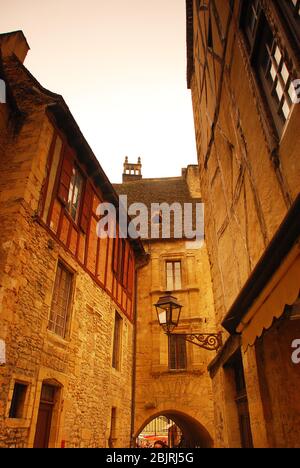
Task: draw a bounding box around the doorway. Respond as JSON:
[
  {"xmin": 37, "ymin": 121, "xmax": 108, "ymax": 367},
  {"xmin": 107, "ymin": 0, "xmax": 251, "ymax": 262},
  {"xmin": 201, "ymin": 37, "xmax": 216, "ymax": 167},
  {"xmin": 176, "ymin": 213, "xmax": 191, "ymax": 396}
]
[{"xmin": 33, "ymin": 383, "xmax": 58, "ymax": 448}]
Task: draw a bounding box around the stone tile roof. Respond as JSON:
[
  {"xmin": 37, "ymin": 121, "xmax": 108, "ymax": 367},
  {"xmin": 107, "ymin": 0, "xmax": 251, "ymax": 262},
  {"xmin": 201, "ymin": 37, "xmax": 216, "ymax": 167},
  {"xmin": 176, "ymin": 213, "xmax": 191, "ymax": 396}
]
[
  {"xmin": 114, "ymin": 177, "xmax": 198, "ymax": 207},
  {"xmin": 114, "ymin": 177, "xmax": 202, "ymax": 241}
]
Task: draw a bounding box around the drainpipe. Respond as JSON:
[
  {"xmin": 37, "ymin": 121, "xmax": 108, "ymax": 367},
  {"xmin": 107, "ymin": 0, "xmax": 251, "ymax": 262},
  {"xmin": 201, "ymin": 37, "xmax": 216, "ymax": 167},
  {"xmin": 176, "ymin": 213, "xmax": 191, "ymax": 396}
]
[{"xmin": 130, "ymin": 253, "xmax": 150, "ymax": 448}]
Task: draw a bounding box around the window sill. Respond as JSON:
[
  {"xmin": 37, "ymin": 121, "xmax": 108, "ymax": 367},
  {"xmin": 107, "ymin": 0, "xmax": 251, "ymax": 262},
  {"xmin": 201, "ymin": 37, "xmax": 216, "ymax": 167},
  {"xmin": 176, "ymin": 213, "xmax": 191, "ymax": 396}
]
[
  {"xmin": 111, "ymin": 366, "xmax": 122, "ymax": 376},
  {"xmin": 46, "ymin": 329, "xmax": 70, "ymax": 348},
  {"xmin": 5, "ymin": 418, "xmax": 30, "ymax": 429},
  {"xmin": 150, "ymin": 287, "xmax": 200, "ymax": 296},
  {"xmin": 150, "ymin": 368, "xmax": 205, "ymax": 378}
]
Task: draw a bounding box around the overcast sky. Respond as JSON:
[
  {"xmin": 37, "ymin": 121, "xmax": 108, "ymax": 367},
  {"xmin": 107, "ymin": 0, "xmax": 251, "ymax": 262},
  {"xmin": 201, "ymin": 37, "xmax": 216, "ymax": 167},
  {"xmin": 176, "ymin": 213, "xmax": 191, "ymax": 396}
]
[{"xmin": 0, "ymin": 0, "xmax": 197, "ymax": 183}]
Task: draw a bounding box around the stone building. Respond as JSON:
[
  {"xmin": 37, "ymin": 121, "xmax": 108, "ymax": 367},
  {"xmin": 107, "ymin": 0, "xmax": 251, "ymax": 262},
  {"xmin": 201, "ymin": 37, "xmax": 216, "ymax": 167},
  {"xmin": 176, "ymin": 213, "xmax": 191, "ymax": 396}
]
[
  {"xmin": 0, "ymin": 31, "xmax": 145, "ymax": 448},
  {"xmin": 114, "ymin": 159, "xmax": 218, "ymax": 448},
  {"xmin": 186, "ymin": 0, "xmax": 300, "ymax": 448}
]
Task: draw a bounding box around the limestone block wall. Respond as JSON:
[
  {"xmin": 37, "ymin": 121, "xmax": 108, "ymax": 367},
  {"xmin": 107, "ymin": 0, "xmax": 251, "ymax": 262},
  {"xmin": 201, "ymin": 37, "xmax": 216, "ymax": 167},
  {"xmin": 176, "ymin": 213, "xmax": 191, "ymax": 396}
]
[
  {"xmin": 190, "ymin": 0, "xmax": 300, "ymax": 329},
  {"xmin": 188, "ymin": 0, "xmax": 300, "ymax": 447},
  {"xmin": 134, "ymin": 238, "xmax": 217, "ymax": 445},
  {"xmin": 0, "ymin": 110, "xmax": 134, "ymax": 448}
]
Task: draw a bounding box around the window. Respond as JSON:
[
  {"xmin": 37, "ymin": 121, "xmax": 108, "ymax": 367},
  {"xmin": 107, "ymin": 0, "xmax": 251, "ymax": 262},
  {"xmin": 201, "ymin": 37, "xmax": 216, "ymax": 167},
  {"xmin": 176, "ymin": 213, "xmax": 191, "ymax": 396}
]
[
  {"xmin": 275, "ymin": 0, "xmax": 300, "ymax": 48},
  {"xmin": 57, "ymin": 148, "xmax": 84, "ymax": 225},
  {"xmin": 112, "ymin": 312, "xmax": 122, "ymax": 370},
  {"xmin": 169, "ymin": 335, "xmax": 187, "ymax": 370},
  {"xmin": 108, "ymin": 407, "xmax": 117, "ymax": 448},
  {"xmin": 242, "ymin": 0, "xmax": 261, "ymax": 47},
  {"xmin": 48, "ymin": 262, "xmax": 73, "ymax": 338},
  {"xmin": 291, "ymin": 0, "xmax": 300, "ymax": 15},
  {"xmin": 118, "ymin": 239, "xmax": 126, "ymax": 285},
  {"xmin": 241, "ymin": 1, "xmax": 295, "ymax": 135},
  {"xmin": 166, "ymin": 261, "xmax": 182, "ymax": 291},
  {"xmin": 152, "ymin": 210, "xmax": 162, "ymax": 225},
  {"xmin": 67, "ymin": 166, "xmax": 83, "ymax": 223},
  {"xmin": 225, "ymin": 351, "xmax": 254, "ymax": 448},
  {"xmin": 9, "ymin": 383, "xmax": 28, "ymax": 418}
]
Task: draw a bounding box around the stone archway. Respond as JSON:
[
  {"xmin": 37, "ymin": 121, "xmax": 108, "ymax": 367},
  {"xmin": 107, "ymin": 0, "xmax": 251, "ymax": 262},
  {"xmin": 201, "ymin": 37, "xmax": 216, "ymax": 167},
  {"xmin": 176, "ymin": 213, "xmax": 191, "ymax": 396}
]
[{"xmin": 135, "ymin": 410, "xmax": 214, "ymax": 448}]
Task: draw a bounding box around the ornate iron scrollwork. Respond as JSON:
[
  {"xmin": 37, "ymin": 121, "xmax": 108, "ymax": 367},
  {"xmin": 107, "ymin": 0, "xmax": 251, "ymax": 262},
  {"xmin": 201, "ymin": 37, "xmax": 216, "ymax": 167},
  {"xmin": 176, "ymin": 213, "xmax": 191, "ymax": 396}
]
[{"xmin": 175, "ymin": 332, "xmax": 223, "ymax": 351}]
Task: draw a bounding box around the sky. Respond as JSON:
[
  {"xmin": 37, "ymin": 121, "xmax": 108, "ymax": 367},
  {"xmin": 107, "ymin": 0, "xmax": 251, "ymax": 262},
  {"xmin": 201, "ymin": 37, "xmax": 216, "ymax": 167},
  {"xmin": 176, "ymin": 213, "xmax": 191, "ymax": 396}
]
[{"xmin": 0, "ymin": 0, "xmax": 197, "ymax": 183}]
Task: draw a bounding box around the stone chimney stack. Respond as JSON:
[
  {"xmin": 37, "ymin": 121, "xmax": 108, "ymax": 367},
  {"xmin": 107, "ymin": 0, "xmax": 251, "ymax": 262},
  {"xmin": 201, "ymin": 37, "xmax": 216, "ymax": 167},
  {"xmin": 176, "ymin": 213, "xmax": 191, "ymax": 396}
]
[
  {"xmin": 122, "ymin": 157, "xmax": 142, "ymax": 183},
  {"xmin": 0, "ymin": 31, "xmax": 30, "ymax": 64}
]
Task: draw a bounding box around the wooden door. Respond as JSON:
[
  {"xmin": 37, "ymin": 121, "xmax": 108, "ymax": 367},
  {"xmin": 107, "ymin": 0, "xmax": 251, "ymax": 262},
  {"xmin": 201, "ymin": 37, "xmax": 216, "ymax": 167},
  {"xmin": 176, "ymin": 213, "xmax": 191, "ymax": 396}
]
[{"xmin": 33, "ymin": 402, "xmax": 53, "ymax": 448}]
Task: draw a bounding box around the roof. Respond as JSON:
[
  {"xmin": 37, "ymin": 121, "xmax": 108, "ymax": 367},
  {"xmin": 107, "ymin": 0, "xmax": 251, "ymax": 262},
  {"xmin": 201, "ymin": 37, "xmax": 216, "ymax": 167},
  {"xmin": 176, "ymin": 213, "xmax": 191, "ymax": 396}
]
[
  {"xmin": 0, "ymin": 32, "xmax": 145, "ymax": 258},
  {"xmin": 114, "ymin": 177, "xmax": 197, "ymax": 207},
  {"xmin": 114, "ymin": 176, "xmax": 202, "ymax": 241},
  {"xmin": 0, "ymin": 30, "xmax": 30, "ymax": 52}
]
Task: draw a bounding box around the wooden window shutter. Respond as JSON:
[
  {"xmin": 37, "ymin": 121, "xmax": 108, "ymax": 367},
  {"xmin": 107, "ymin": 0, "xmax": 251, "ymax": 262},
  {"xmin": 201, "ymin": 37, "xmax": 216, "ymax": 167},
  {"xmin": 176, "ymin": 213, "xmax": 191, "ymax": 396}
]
[
  {"xmin": 127, "ymin": 253, "xmax": 134, "ymax": 294},
  {"xmin": 80, "ymin": 182, "xmax": 93, "ymax": 233},
  {"xmin": 123, "ymin": 243, "xmax": 130, "ymax": 288},
  {"xmin": 169, "ymin": 335, "xmax": 187, "ymax": 370},
  {"xmin": 112, "ymin": 235, "xmax": 119, "ymax": 274},
  {"xmin": 169, "ymin": 335, "xmax": 176, "ymax": 370},
  {"xmin": 58, "ymin": 148, "xmax": 74, "ymax": 205}
]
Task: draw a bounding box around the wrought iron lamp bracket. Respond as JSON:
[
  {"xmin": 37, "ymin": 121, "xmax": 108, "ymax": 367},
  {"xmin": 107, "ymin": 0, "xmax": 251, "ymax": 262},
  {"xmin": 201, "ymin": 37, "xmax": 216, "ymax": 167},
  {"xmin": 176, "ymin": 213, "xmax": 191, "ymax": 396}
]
[{"xmin": 172, "ymin": 332, "xmax": 223, "ymax": 351}]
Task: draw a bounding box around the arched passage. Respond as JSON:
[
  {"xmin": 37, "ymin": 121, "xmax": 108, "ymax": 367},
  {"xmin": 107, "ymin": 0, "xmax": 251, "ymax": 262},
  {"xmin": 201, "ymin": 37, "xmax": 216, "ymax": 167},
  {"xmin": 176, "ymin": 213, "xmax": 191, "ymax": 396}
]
[{"xmin": 135, "ymin": 410, "xmax": 214, "ymax": 448}]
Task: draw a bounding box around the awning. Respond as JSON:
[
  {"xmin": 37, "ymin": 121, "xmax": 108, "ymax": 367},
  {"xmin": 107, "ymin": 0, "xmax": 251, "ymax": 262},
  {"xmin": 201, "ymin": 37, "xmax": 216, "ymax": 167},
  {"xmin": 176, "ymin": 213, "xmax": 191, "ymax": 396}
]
[{"xmin": 237, "ymin": 242, "xmax": 300, "ymax": 350}]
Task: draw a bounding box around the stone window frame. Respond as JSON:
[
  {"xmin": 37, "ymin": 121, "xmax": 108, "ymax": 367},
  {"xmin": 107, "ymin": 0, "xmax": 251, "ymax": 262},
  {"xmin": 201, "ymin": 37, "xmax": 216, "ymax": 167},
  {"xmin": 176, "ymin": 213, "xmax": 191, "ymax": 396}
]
[
  {"xmin": 160, "ymin": 254, "xmax": 186, "ymax": 292},
  {"xmin": 166, "ymin": 260, "xmax": 182, "ymax": 292},
  {"xmin": 168, "ymin": 334, "xmax": 187, "ymax": 371},
  {"xmin": 5, "ymin": 376, "xmax": 34, "ymax": 429}
]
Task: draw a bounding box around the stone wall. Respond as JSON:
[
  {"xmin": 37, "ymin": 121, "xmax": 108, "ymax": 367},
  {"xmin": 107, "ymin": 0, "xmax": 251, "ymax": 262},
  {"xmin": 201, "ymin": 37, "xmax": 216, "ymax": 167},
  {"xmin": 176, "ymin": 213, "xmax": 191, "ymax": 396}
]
[
  {"xmin": 188, "ymin": 0, "xmax": 300, "ymax": 448},
  {"xmin": 0, "ymin": 96, "xmax": 134, "ymax": 449},
  {"xmin": 134, "ymin": 237, "xmax": 217, "ymax": 446}
]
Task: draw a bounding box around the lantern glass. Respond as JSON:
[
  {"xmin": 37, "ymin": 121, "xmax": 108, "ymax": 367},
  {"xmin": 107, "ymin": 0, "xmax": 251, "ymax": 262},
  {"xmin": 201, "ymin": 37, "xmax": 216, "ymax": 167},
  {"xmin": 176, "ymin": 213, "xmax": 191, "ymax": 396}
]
[{"xmin": 154, "ymin": 294, "xmax": 183, "ymax": 334}]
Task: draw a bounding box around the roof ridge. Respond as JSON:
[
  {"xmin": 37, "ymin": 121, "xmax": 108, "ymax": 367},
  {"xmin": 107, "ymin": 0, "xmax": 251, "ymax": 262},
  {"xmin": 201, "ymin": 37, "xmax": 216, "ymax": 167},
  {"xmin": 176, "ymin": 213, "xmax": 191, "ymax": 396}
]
[{"xmin": 114, "ymin": 176, "xmax": 186, "ymax": 185}]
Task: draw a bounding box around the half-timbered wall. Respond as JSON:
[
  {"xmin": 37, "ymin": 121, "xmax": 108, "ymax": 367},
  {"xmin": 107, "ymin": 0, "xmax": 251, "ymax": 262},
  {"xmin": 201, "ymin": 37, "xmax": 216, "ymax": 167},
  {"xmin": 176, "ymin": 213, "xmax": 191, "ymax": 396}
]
[{"xmin": 39, "ymin": 124, "xmax": 135, "ymax": 321}]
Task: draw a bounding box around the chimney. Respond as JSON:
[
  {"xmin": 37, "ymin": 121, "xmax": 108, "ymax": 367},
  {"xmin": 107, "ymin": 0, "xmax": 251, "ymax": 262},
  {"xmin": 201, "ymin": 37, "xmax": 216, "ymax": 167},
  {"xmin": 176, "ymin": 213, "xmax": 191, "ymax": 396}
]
[
  {"xmin": 0, "ymin": 31, "xmax": 30, "ymax": 64},
  {"xmin": 122, "ymin": 157, "xmax": 142, "ymax": 183}
]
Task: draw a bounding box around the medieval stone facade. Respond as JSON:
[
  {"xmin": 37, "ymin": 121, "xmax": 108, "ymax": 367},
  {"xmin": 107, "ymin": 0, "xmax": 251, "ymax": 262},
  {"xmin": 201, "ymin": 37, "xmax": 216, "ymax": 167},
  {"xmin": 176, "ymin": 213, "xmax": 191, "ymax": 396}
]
[
  {"xmin": 114, "ymin": 162, "xmax": 218, "ymax": 448},
  {"xmin": 186, "ymin": 0, "xmax": 300, "ymax": 448},
  {"xmin": 0, "ymin": 31, "xmax": 144, "ymax": 448}
]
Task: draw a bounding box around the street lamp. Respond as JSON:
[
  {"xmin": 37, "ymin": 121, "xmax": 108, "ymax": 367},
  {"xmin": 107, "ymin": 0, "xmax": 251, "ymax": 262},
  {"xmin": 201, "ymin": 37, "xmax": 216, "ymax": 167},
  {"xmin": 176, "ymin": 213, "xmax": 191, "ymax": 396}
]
[{"xmin": 154, "ymin": 293, "xmax": 222, "ymax": 352}]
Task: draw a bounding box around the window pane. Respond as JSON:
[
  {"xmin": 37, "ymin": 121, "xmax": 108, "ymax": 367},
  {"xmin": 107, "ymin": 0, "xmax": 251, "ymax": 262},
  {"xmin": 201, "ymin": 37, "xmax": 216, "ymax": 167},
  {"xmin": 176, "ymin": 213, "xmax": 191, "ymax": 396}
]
[
  {"xmin": 48, "ymin": 263, "xmax": 72, "ymax": 338},
  {"xmin": 67, "ymin": 167, "xmax": 83, "ymax": 222},
  {"xmin": 274, "ymin": 46, "xmax": 282, "ymax": 65},
  {"xmin": 281, "ymin": 63, "xmax": 289, "ymax": 84},
  {"xmin": 275, "ymin": 81, "xmax": 284, "ymax": 101},
  {"xmin": 112, "ymin": 312, "xmax": 122, "ymax": 370},
  {"xmin": 282, "ymin": 101, "xmax": 291, "ymax": 120},
  {"xmin": 166, "ymin": 262, "xmax": 174, "ymax": 291},
  {"xmin": 9, "ymin": 383, "xmax": 28, "ymax": 419},
  {"xmin": 174, "ymin": 262, "xmax": 182, "ymax": 290},
  {"xmin": 269, "ymin": 64, "xmax": 276, "ymax": 81}
]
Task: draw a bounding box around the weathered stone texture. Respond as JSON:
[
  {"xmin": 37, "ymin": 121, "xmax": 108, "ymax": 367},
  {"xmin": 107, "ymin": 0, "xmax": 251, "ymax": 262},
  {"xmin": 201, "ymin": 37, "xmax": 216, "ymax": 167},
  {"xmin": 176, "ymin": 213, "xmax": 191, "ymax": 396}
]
[
  {"xmin": 134, "ymin": 236, "xmax": 217, "ymax": 445},
  {"xmin": 0, "ymin": 41, "xmax": 134, "ymax": 448},
  {"xmin": 188, "ymin": 0, "xmax": 300, "ymax": 448}
]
